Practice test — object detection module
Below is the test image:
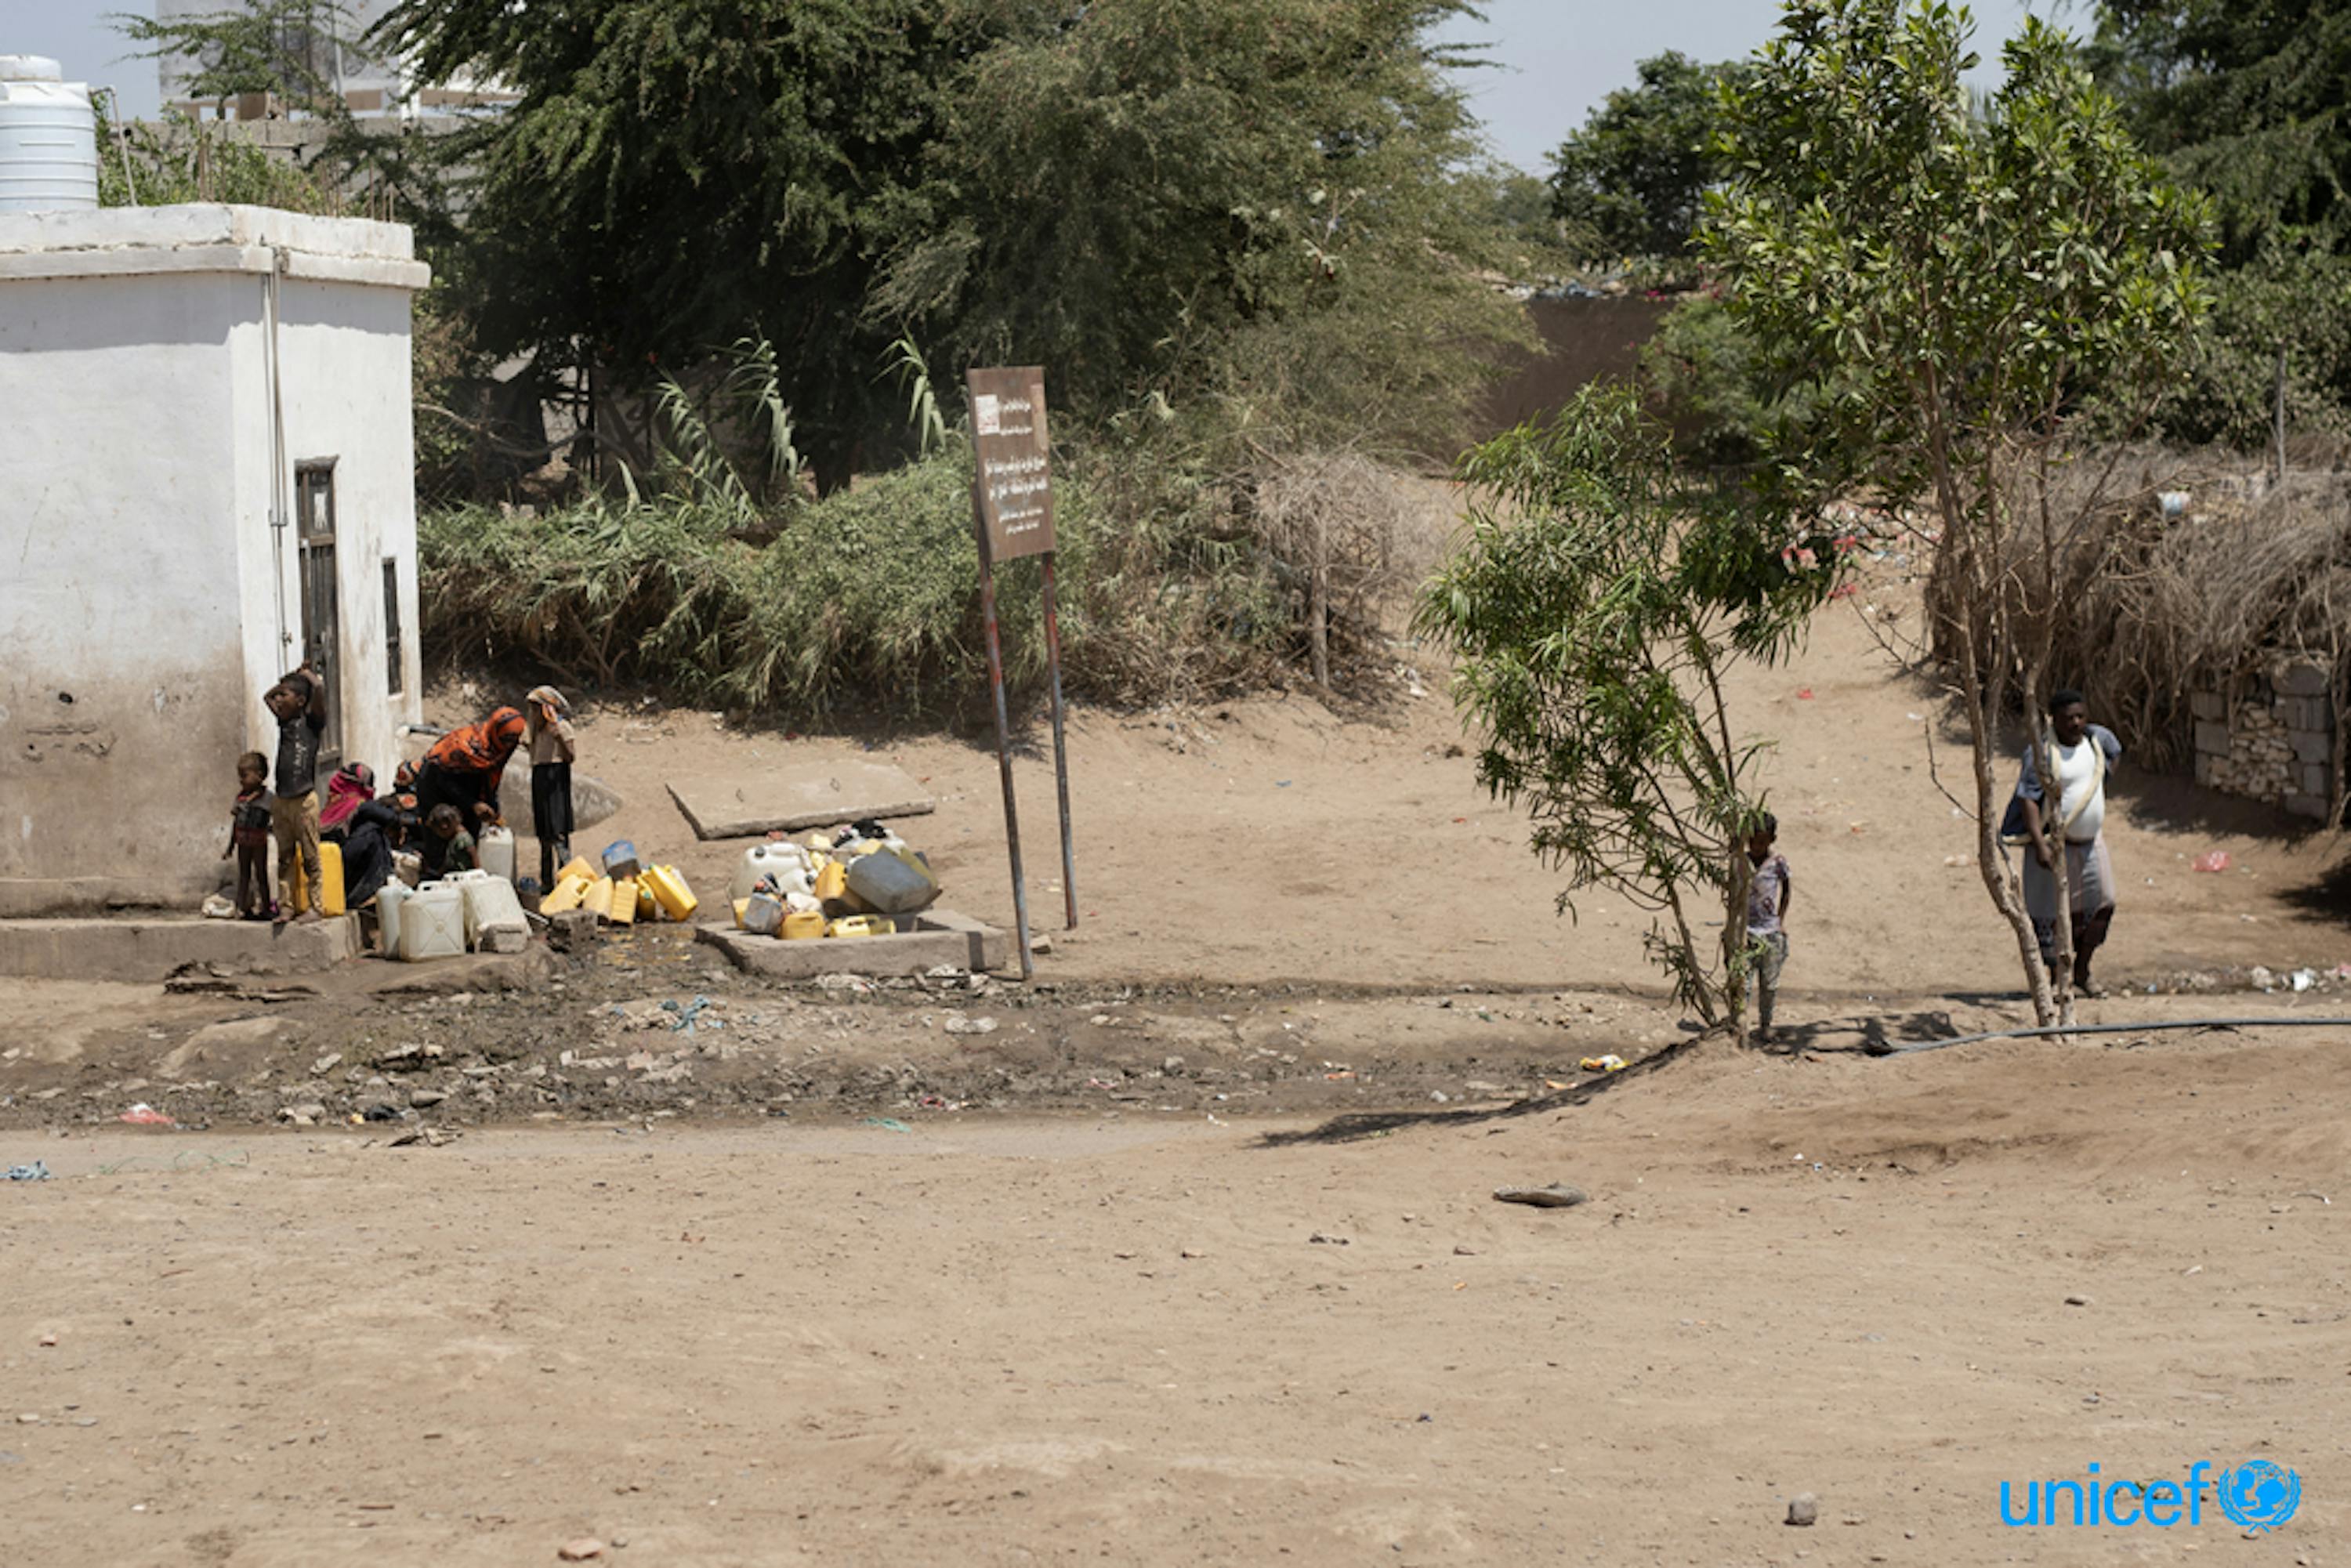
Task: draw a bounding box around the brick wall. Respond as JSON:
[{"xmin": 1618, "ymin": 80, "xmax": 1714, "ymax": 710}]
[{"xmin": 2190, "ymin": 659, "xmax": 2336, "ymax": 820}]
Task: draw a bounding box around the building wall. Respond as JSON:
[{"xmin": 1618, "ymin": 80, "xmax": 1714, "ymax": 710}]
[
  {"xmin": 0, "ymin": 273, "xmax": 249, "ymax": 914},
  {"xmin": 2190, "ymin": 660, "xmax": 2337, "ymax": 822},
  {"xmin": 227, "ymin": 275, "xmax": 424, "ymax": 807},
  {"xmin": 0, "ymin": 207, "xmax": 427, "ymax": 914}
]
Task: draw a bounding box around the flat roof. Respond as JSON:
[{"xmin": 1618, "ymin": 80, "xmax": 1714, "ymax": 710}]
[{"xmin": 0, "ymin": 204, "xmax": 430, "ymax": 290}]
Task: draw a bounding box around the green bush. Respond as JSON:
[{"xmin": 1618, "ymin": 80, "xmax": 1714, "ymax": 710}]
[{"xmin": 419, "ymin": 437, "xmax": 1293, "ymax": 716}]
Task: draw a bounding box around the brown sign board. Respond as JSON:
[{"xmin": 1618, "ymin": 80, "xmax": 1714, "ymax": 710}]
[{"xmin": 967, "ymin": 366, "xmax": 1054, "ymax": 561}]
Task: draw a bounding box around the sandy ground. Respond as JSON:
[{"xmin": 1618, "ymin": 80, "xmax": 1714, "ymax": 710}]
[
  {"xmin": 6, "ymin": 1023, "xmax": 2348, "ymax": 1566},
  {"xmin": 6, "ymin": 536, "xmax": 2351, "ymax": 1563},
  {"xmin": 515, "ymin": 561, "xmax": 2349, "ymax": 999}
]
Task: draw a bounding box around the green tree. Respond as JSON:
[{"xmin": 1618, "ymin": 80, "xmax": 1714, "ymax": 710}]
[
  {"xmin": 111, "ymin": 0, "xmax": 354, "ymax": 105},
  {"xmin": 877, "ymin": 0, "xmax": 1520, "ymax": 453},
  {"xmin": 1706, "ymin": 0, "xmax": 2212, "ymax": 1026},
  {"xmin": 2087, "ymin": 0, "xmax": 2351, "ymax": 446},
  {"xmin": 110, "ymin": 1, "xmax": 455, "ymax": 231},
  {"xmin": 2089, "ymin": 0, "xmax": 2351, "ymax": 259},
  {"xmin": 1419, "ymin": 382, "xmax": 1837, "ymax": 1040},
  {"xmin": 96, "ymin": 101, "xmax": 335, "ymax": 212},
  {"xmin": 1547, "ymin": 51, "xmax": 1741, "ymax": 264},
  {"xmin": 374, "ymin": 0, "xmax": 997, "ymax": 492}
]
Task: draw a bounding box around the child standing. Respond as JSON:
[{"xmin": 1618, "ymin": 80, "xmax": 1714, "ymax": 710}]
[
  {"xmin": 426, "ymin": 803, "xmax": 478, "ymax": 876},
  {"xmin": 263, "ymin": 662, "xmax": 328, "ymax": 923},
  {"xmin": 1744, "ymin": 813, "xmax": 1793, "ymax": 1043},
  {"xmin": 223, "ymin": 751, "xmax": 274, "ymax": 920},
  {"xmin": 524, "ymin": 685, "xmax": 577, "ymax": 891}
]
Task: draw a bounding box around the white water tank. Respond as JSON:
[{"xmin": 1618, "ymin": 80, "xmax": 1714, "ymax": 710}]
[{"xmin": 0, "ymin": 56, "xmax": 99, "ymax": 213}]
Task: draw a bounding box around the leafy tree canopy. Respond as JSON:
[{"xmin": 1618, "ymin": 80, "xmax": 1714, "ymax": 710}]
[
  {"xmin": 1421, "ymin": 381, "xmax": 1834, "ymax": 1036},
  {"xmin": 876, "ymin": 0, "xmax": 1516, "ymax": 449},
  {"xmin": 110, "ymin": 0, "xmax": 356, "ymax": 105},
  {"xmin": 2089, "ymin": 0, "xmax": 2351, "ymax": 259},
  {"xmin": 373, "ymin": 0, "xmax": 1005, "ymax": 487},
  {"xmin": 2087, "ymin": 0, "xmax": 2351, "ymax": 445},
  {"xmin": 1546, "ymin": 51, "xmax": 1742, "ymax": 263},
  {"xmin": 1706, "ymin": 0, "xmax": 2212, "ymax": 1023}
]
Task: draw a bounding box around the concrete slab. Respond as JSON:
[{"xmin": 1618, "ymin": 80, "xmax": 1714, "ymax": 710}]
[
  {"xmin": 697, "ymin": 909, "xmax": 1010, "ymax": 978},
  {"xmin": 666, "ymin": 761, "xmax": 935, "ymax": 841},
  {"xmin": 0, "ymin": 914, "xmax": 362, "ymax": 982}
]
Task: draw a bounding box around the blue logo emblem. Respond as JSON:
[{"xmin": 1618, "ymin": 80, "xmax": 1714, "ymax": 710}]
[{"xmin": 2217, "ymin": 1461, "xmax": 2301, "ymax": 1532}]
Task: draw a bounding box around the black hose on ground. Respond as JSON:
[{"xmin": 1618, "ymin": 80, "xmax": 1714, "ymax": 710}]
[{"xmin": 1875, "ymin": 1016, "xmax": 2351, "ymax": 1056}]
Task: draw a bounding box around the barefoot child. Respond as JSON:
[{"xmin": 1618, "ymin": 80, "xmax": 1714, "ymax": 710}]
[
  {"xmin": 223, "ymin": 751, "xmax": 273, "ymax": 919},
  {"xmin": 1745, "ymin": 813, "xmax": 1792, "ymax": 1042}
]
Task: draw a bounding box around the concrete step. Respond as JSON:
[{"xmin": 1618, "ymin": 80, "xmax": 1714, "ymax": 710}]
[{"xmin": 0, "ymin": 914, "xmax": 361, "ymax": 982}]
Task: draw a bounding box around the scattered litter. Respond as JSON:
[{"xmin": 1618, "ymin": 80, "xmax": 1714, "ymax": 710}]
[
  {"xmin": 2291, "ymin": 969, "xmax": 2317, "ymax": 993},
  {"xmin": 201, "ymin": 893, "xmax": 238, "ymax": 920},
  {"xmin": 116, "ymin": 1104, "xmax": 173, "ymax": 1127},
  {"xmin": 1493, "ymin": 1183, "xmax": 1588, "ymax": 1209},
  {"xmin": 2191, "ymin": 852, "xmax": 2233, "ymax": 873},
  {"xmin": 1795, "ymin": 687, "xmax": 1815, "ymax": 700},
  {"xmin": 661, "ymin": 994, "xmax": 716, "ymax": 1032},
  {"xmin": 1309, "ymin": 1232, "xmax": 1350, "ymax": 1245},
  {"xmin": 861, "ymin": 1117, "xmax": 912, "ymax": 1133},
  {"xmin": 943, "ymin": 1015, "xmax": 999, "ymax": 1036},
  {"xmin": 4, "ymin": 1162, "xmax": 51, "ymax": 1182},
  {"xmin": 1578, "ymin": 1055, "xmax": 1627, "ymax": 1074}
]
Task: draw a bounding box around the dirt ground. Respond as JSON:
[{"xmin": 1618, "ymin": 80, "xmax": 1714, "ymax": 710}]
[
  {"xmin": 6, "ymin": 1025, "xmax": 2348, "ymax": 1566},
  {"xmin": 5, "ymin": 545, "xmax": 2350, "ymax": 1563}
]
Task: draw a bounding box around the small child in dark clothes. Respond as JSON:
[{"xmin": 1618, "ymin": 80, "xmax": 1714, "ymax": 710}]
[
  {"xmin": 427, "ymin": 803, "xmax": 478, "ymax": 875},
  {"xmin": 223, "ymin": 751, "xmax": 274, "ymax": 920}
]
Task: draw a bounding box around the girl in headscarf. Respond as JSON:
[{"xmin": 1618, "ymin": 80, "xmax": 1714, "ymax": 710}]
[
  {"xmin": 318, "ymin": 762, "xmax": 376, "ymax": 837},
  {"xmin": 411, "ymin": 706, "xmax": 527, "ymax": 828},
  {"xmin": 523, "ymin": 686, "xmax": 578, "ymax": 889}
]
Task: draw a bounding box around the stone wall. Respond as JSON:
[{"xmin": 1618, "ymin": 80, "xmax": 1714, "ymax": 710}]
[{"xmin": 2191, "ymin": 658, "xmax": 2336, "ymax": 820}]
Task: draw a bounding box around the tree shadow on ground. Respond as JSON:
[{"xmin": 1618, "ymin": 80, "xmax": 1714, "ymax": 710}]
[
  {"xmin": 2109, "ymin": 769, "xmax": 2327, "ymax": 842},
  {"xmin": 1253, "ymin": 1036, "xmax": 1706, "ymax": 1146},
  {"xmin": 2279, "ymin": 856, "xmax": 2351, "ymax": 923},
  {"xmin": 1759, "ymin": 1005, "xmax": 1981, "ymax": 1056},
  {"xmin": 1254, "ymin": 998, "xmax": 2045, "ymax": 1147}
]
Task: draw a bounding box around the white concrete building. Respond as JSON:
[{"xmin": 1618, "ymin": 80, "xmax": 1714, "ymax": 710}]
[{"xmin": 0, "ymin": 204, "xmax": 429, "ymax": 915}]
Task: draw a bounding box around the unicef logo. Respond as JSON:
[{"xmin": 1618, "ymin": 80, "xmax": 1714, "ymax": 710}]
[{"xmin": 2217, "ymin": 1461, "xmax": 2302, "ymax": 1532}]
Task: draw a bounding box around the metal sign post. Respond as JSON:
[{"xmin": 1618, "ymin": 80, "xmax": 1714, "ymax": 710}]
[{"xmin": 967, "ymin": 366, "xmax": 1078, "ymax": 982}]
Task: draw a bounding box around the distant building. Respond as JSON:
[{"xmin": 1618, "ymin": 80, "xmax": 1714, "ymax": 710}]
[
  {"xmin": 156, "ymin": 0, "xmax": 515, "ymax": 119},
  {"xmin": 0, "ymin": 204, "xmax": 429, "ymax": 914}
]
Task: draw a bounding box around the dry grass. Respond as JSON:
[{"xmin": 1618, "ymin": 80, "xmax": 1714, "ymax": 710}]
[{"xmin": 1939, "ymin": 447, "xmax": 2351, "ymax": 768}]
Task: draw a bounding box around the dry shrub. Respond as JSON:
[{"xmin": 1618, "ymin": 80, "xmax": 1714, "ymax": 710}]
[
  {"xmin": 1250, "ymin": 451, "xmax": 1425, "ymax": 682},
  {"xmin": 1935, "ymin": 447, "xmax": 2351, "ymax": 768}
]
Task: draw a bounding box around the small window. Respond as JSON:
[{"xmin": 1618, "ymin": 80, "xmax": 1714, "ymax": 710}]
[{"xmin": 383, "ymin": 559, "xmax": 403, "ymax": 696}]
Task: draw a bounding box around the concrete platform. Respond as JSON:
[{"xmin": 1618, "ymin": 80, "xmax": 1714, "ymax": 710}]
[
  {"xmin": 666, "ymin": 761, "xmax": 935, "ymax": 840},
  {"xmin": 697, "ymin": 909, "xmax": 1009, "ymax": 978},
  {"xmin": 0, "ymin": 913, "xmax": 363, "ymax": 982}
]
